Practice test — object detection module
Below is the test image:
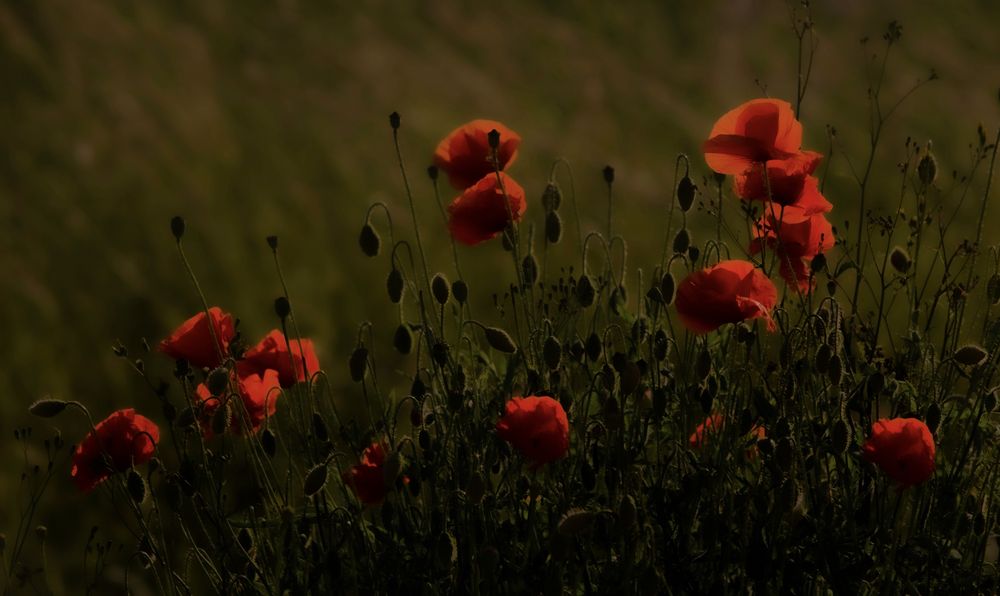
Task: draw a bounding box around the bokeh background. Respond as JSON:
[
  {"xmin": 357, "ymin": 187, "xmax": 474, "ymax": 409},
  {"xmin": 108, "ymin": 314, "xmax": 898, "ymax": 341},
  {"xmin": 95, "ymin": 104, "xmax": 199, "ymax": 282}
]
[{"xmin": 2, "ymin": 0, "xmax": 998, "ymax": 591}]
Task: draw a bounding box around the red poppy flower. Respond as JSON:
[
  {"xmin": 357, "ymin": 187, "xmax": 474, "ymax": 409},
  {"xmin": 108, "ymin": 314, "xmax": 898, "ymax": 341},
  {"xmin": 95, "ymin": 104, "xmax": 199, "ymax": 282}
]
[
  {"xmin": 689, "ymin": 414, "xmax": 766, "ymax": 456},
  {"xmin": 238, "ymin": 329, "xmax": 320, "ymax": 388},
  {"xmin": 703, "ymin": 99, "xmax": 804, "ymax": 175},
  {"xmin": 195, "ymin": 369, "xmax": 281, "ymax": 439},
  {"xmin": 159, "ymin": 307, "xmax": 235, "ymax": 369},
  {"xmin": 496, "ymin": 395, "xmax": 569, "ymax": 468},
  {"xmin": 447, "ymin": 172, "xmax": 527, "ymax": 246},
  {"xmin": 750, "ymin": 205, "xmax": 835, "ymax": 292},
  {"xmin": 71, "ymin": 408, "xmax": 160, "ymax": 493},
  {"xmin": 862, "ymin": 418, "xmax": 935, "ymax": 488},
  {"xmin": 342, "ymin": 442, "xmax": 390, "ymax": 505},
  {"xmin": 433, "ymin": 119, "xmax": 521, "ymax": 190},
  {"xmin": 674, "ymin": 260, "xmax": 778, "ymax": 334},
  {"xmin": 734, "ymin": 156, "xmax": 832, "ymax": 215}
]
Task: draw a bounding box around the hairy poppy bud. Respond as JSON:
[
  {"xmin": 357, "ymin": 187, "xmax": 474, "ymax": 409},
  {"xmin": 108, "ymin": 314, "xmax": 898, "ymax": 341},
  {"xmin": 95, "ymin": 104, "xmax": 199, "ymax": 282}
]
[
  {"xmin": 889, "ymin": 246, "xmax": 911, "ymax": 273},
  {"xmin": 484, "ymin": 327, "xmax": 517, "ymax": 353},
  {"xmin": 127, "ymin": 469, "xmax": 147, "ymax": 504},
  {"xmin": 387, "ymin": 268, "xmax": 405, "ymax": 304},
  {"xmin": 359, "ymin": 224, "xmax": 381, "ymax": 257},
  {"xmin": 303, "ymin": 463, "xmax": 328, "ymax": 497},
  {"xmin": 542, "ymin": 182, "xmax": 562, "ymax": 212},
  {"xmin": 29, "ymin": 399, "xmax": 68, "ymax": 418},
  {"xmin": 486, "ymin": 128, "xmax": 501, "ymax": 150},
  {"xmin": 311, "ymin": 412, "xmax": 329, "ymax": 443},
  {"xmin": 660, "ymin": 272, "xmax": 675, "ymax": 305},
  {"xmin": 522, "ymin": 254, "xmax": 539, "ymax": 285},
  {"xmin": 543, "ymin": 336, "xmax": 562, "ymax": 370},
  {"xmin": 206, "ymin": 367, "xmax": 229, "ymax": 396},
  {"xmin": 349, "ymin": 347, "xmax": 368, "ymax": 382},
  {"xmin": 266, "ymin": 235, "xmax": 278, "ymax": 250},
  {"xmin": 602, "ymin": 165, "xmax": 615, "ymax": 184},
  {"xmin": 432, "ymin": 273, "xmax": 450, "ymax": 305},
  {"xmin": 452, "ymin": 280, "xmax": 468, "ymax": 304},
  {"xmin": 211, "ymin": 400, "xmax": 231, "ymax": 437},
  {"xmin": 810, "ymin": 252, "xmax": 827, "ymax": 274},
  {"xmin": 576, "ymin": 275, "xmax": 596, "ymax": 308},
  {"xmin": 955, "ymin": 344, "xmax": 989, "ymax": 366},
  {"xmin": 388, "ymin": 112, "xmax": 401, "ymax": 130},
  {"xmin": 545, "ymin": 211, "xmax": 563, "ymax": 244},
  {"xmin": 673, "ymin": 229, "xmax": 691, "ymax": 254},
  {"xmin": 917, "ymin": 149, "xmax": 937, "ymax": 186},
  {"xmin": 274, "ymin": 297, "xmax": 291, "ymax": 320},
  {"xmin": 427, "ymin": 165, "xmax": 439, "ymax": 181},
  {"xmin": 925, "ymin": 402, "xmax": 942, "ymax": 434},
  {"xmin": 585, "ymin": 332, "xmax": 602, "ymax": 362},
  {"xmin": 393, "ymin": 324, "xmax": 413, "ymax": 354},
  {"xmin": 170, "ymin": 216, "xmax": 185, "ymax": 240},
  {"xmin": 985, "ymin": 389, "xmax": 998, "ymax": 412},
  {"xmin": 677, "ymin": 175, "xmax": 697, "ymax": 212}
]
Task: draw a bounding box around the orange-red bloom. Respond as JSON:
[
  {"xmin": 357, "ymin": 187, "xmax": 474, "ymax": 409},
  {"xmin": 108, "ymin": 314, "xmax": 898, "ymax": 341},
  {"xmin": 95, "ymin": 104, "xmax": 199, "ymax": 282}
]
[
  {"xmin": 703, "ymin": 99, "xmax": 804, "ymax": 176},
  {"xmin": 342, "ymin": 442, "xmax": 390, "ymax": 505},
  {"xmin": 496, "ymin": 395, "xmax": 569, "ymax": 467},
  {"xmin": 734, "ymin": 157, "xmax": 832, "ymax": 215},
  {"xmin": 862, "ymin": 418, "xmax": 935, "ymax": 488},
  {"xmin": 674, "ymin": 260, "xmax": 778, "ymax": 334},
  {"xmin": 750, "ymin": 204, "xmax": 835, "ymax": 292},
  {"xmin": 433, "ymin": 119, "xmax": 521, "ymax": 190},
  {"xmin": 195, "ymin": 369, "xmax": 281, "ymax": 439},
  {"xmin": 689, "ymin": 414, "xmax": 766, "ymax": 456},
  {"xmin": 447, "ymin": 172, "xmax": 526, "ymax": 246},
  {"xmin": 159, "ymin": 307, "xmax": 235, "ymax": 369},
  {"xmin": 239, "ymin": 330, "xmax": 320, "ymax": 388},
  {"xmin": 71, "ymin": 408, "xmax": 160, "ymax": 493}
]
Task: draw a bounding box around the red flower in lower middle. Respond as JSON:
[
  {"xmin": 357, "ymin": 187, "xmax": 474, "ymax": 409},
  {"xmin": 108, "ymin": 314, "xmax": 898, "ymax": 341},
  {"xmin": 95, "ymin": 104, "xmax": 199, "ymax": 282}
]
[
  {"xmin": 496, "ymin": 395, "xmax": 569, "ymax": 468},
  {"xmin": 447, "ymin": 172, "xmax": 526, "ymax": 246}
]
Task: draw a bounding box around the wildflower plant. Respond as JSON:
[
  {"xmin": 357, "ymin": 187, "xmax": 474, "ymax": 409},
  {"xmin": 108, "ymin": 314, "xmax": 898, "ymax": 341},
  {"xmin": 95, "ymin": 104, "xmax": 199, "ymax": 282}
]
[{"xmin": 9, "ymin": 15, "xmax": 1000, "ymax": 596}]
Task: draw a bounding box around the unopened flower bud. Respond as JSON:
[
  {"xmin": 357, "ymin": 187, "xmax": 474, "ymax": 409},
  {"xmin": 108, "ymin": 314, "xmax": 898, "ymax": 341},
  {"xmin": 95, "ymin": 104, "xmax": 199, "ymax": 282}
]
[
  {"xmin": 487, "ymin": 129, "xmax": 500, "ymax": 149},
  {"xmin": 541, "ymin": 182, "xmax": 562, "ymax": 211},
  {"xmin": 602, "ymin": 165, "xmax": 615, "ymax": 184},
  {"xmin": 677, "ymin": 176, "xmax": 697, "ymax": 212},
  {"xmin": 266, "ymin": 235, "xmax": 278, "ymax": 250},
  {"xmin": 393, "ymin": 324, "xmax": 414, "ymax": 354},
  {"xmin": 170, "ymin": 216, "xmax": 185, "ymax": 240},
  {"xmin": 522, "ymin": 254, "xmax": 539, "ymax": 285},
  {"xmin": 673, "ymin": 229, "xmax": 691, "ymax": 254},
  {"xmin": 427, "ymin": 165, "xmax": 439, "ymax": 181},
  {"xmin": 452, "ymin": 280, "xmax": 469, "ymax": 304},
  {"xmin": 387, "ymin": 268, "xmax": 405, "ymax": 304},
  {"xmin": 206, "ymin": 367, "xmax": 230, "ymax": 396},
  {"xmin": 917, "ymin": 147, "xmax": 937, "ymax": 186},
  {"xmin": 359, "ymin": 224, "xmax": 381, "ymax": 257},
  {"xmin": 889, "ymin": 246, "xmax": 911, "ymax": 273},
  {"xmin": 274, "ymin": 296, "xmax": 291, "ymax": 320},
  {"xmin": 388, "ymin": 112, "xmax": 401, "ymax": 130},
  {"xmin": 432, "ymin": 273, "xmax": 450, "ymax": 305},
  {"xmin": 545, "ymin": 211, "xmax": 563, "ymax": 244}
]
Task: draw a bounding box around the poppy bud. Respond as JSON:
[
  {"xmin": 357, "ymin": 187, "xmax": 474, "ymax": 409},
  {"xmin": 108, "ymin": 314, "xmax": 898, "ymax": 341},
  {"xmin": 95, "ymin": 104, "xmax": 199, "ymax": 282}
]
[
  {"xmin": 954, "ymin": 344, "xmax": 989, "ymax": 366},
  {"xmin": 266, "ymin": 235, "xmax": 278, "ymax": 250},
  {"xmin": 206, "ymin": 367, "xmax": 229, "ymax": 396},
  {"xmin": 427, "ymin": 165, "xmax": 439, "ymax": 181},
  {"xmin": 585, "ymin": 332, "xmax": 602, "ymax": 362},
  {"xmin": 348, "ymin": 347, "xmax": 368, "ymax": 382},
  {"xmin": 303, "ymin": 463, "xmax": 328, "ymax": 497},
  {"xmin": 695, "ymin": 348, "xmax": 712, "ymax": 381},
  {"xmin": 432, "ymin": 341, "xmax": 450, "ymax": 365},
  {"xmin": 522, "ymin": 254, "xmax": 539, "ymax": 285},
  {"xmin": 576, "ymin": 275, "xmax": 596, "ymax": 307},
  {"xmin": 29, "ymin": 399, "xmax": 68, "ymax": 418},
  {"xmin": 487, "ymin": 128, "xmax": 501, "ymax": 149},
  {"xmin": 261, "ymin": 428, "xmax": 277, "ymax": 458},
  {"xmin": 827, "ymin": 280, "xmax": 837, "ymax": 296},
  {"xmin": 545, "ymin": 211, "xmax": 563, "ymax": 244},
  {"xmin": 432, "ymin": 273, "xmax": 450, "ymax": 305},
  {"xmin": 484, "ymin": 327, "xmax": 517, "ymax": 353},
  {"xmin": 387, "ymin": 268, "xmax": 405, "ymax": 304},
  {"xmin": 359, "ymin": 224, "xmax": 381, "ymax": 257},
  {"xmin": 167, "ymin": 216, "xmax": 188, "ymax": 243},
  {"xmin": 673, "ymin": 229, "xmax": 691, "ymax": 254},
  {"xmin": 988, "ymin": 274, "xmax": 1000, "ymax": 305},
  {"xmin": 393, "ymin": 324, "xmax": 413, "ymax": 354},
  {"xmin": 543, "ymin": 336, "xmax": 562, "ymax": 370},
  {"xmin": 274, "ymin": 296, "xmax": 291, "ymax": 320},
  {"xmin": 541, "ymin": 182, "xmax": 562, "ymax": 212},
  {"xmin": 602, "ymin": 165, "xmax": 615, "ymax": 184},
  {"xmin": 810, "ymin": 252, "xmax": 827, "ymax": 274},
  {"xmin": 452, "ymin": 280, "xmax": 469, "ymax": 304},
  {"xmin": 388, "ymin": 112, "xmax": 401, "ymax": 130},
  {"xmin": 660, "ymin": 272, "xmax": 675, "ymax": 305},
  {"xmin": 677, "ymin": 175, "xmax": 697, "ymax": 212},
  {"xmin": 917, "ymin": 150, "xmax": 937, "ymax": 186},
  {"xmin": 889, "ymin": 246, "xmax": 911, "ymax": 273},
  {"xmin": 127, "ymin": 469, "xmax": 147, "ymax": 504}
]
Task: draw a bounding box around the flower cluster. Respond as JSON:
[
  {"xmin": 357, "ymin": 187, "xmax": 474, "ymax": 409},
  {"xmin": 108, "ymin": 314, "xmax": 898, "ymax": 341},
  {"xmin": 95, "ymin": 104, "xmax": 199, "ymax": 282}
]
[{"xmin": 434, "ymin": 120, "xmax": 526, "ymax": 245}]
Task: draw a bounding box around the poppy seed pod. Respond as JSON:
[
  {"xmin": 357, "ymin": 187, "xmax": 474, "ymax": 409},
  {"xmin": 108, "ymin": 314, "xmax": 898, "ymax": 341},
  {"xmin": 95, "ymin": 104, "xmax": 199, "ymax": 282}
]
[{"xmin": 434, "ymin": 120, "xmax": 520, "ymax": 189}]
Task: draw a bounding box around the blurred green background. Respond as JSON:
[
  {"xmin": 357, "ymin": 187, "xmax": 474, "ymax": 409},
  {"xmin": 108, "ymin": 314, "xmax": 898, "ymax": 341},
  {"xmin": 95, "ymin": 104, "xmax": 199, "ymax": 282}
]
[{"xmin": 2, "ymin": 0, "xmax": 998, "ymax": 591}]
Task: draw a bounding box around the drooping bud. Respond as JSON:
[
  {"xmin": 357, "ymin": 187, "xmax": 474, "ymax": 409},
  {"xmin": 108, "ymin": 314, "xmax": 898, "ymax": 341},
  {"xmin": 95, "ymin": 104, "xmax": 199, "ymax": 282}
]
[
  {"xmin": 659, "ymin": 272, "xmax": 675, "ymax": 305},
  {"xmin": 541, "ymin": 182, "xmax": 562, "ymax": 212},
  {"xmin": 484, "ymin": 327, "xmax": 517, "ymax": 353},
  {"xmin": 206, "ymin": 367, "xmax": 230, "ymax": 396},
  {"xmin": 349, "ymin": 347, "xmax": 368, "ymax": 382},
  {"xmin": 388, "ymin": 112, "xmax": 401, "ymax": 130},
  {"xmin": 545, "ymin": 211, "xmax": 563, "ymax": 244},
  {"xmin": 672, "ymin": 228, "xmax": 691, "ymax": 254},
  {"xmin": 266, "ymin": 235, "xmax": 278, "ymax": 250},
  {"xmin": 543, "ymin": 336, "xmax": 562, "ymax": 370},
  {"xmin": 387, "ymin": 268, "xmax": 405, "ymax": 304},
  {"xmin": 29, "ymin": 399, "xmax": 68, "ymax": 418},
  {"xmin": 427, "ymin": 165, "xmax": 439, "ymax": 181},
  {"xmin": 303, "ymin": 463, "xmax": 328, "ymax": 497},
  {"xmin": 602, "ymin": 165, "xmax": 615, "ymax": 184},
  {"xmin": 677, "ymin": 175, "xmax": 697, "ymax": 212},
  {"xmin": 954, "ymin": 344, "xmax": 989, "ymax": 367},
  {"xmin": 359, "ymin": 224, "xmax": 381, "ymax": 257},
  {"xmin": 127, "ymin": 469, "xmax": 147, "ymax": 504},
  {"xmin": 393, "ymin": 324, "xmax": 414, "ymax": 354},
  {"xmin": 487, "ymin": 129, "xmax": 500, "ymax": 150},
  {"xmin": 576, "ymin": 275, "xmax": 596, "ymax": 307}
]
